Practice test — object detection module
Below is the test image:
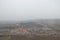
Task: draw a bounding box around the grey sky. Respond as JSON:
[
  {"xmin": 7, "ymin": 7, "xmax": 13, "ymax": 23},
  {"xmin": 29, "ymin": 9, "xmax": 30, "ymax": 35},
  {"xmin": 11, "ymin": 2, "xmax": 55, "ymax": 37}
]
[{"xmin": 0, "ymin": 0, "xmax": 60, "ymax": 21}]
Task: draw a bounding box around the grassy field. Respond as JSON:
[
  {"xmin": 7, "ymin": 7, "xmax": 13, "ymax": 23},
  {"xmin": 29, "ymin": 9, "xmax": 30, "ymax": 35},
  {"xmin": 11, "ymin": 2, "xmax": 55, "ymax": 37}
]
[
  {"xmin": 9, "ymin": 35, "xmax": 60, "ymax": 40},
  {"xmin": 0, "ymin": 35, "xmax": 8, "ymax": 40}
]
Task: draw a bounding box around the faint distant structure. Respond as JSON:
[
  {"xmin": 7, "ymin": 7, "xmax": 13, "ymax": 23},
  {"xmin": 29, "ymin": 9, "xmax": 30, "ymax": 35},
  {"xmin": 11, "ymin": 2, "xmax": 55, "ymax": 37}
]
[
  {"xmin": 42, "ymin": 26, "xmax": 52, "ymax": 30},
  {"xmin": 16, "ymin": 24, "xmax": 19, "ymax": 28}
]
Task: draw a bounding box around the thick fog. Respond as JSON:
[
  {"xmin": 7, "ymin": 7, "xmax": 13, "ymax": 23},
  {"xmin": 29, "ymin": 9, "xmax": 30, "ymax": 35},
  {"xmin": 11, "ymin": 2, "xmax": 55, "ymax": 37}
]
[{"xmin": 0, "ymin": 0, "xmax": 60, "ymax": 21}]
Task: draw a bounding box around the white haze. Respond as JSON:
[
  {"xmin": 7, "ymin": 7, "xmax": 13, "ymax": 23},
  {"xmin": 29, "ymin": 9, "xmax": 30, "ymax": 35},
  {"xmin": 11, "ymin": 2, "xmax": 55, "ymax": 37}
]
[{"xmin": 0, "ymin": 0, "xmax": 60, "ymax": 21}]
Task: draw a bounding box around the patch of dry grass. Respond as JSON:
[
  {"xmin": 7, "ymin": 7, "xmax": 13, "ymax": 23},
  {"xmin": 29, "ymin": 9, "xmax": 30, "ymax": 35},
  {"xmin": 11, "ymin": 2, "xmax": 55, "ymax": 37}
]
[{"xmin": 9, "ymin": 35, "xmax": 60, "ymax": 40}]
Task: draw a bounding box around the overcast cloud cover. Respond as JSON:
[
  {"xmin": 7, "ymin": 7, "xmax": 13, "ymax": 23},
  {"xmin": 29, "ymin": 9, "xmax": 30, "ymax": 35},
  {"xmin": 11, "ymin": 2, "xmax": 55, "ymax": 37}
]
[{"xmin": 0, "ymin": 0, "xmax": 60, "ymax": 21}]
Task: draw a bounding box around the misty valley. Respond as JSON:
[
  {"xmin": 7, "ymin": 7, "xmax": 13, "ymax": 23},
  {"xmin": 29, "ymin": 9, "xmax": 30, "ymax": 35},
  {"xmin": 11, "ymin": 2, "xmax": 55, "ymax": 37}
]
[{"xmin": 0, "ymin": 19, "xmax": 60, "ymax": 40}]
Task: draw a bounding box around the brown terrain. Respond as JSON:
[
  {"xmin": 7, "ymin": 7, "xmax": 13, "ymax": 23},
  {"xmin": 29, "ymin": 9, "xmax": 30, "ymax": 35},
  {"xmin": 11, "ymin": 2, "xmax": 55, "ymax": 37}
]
[{"xmin": 8, "ymin": 27, "xmax": 60, "ymax": 40}]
